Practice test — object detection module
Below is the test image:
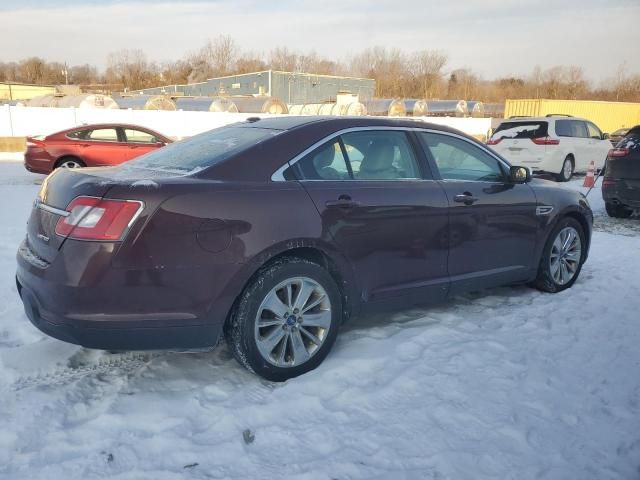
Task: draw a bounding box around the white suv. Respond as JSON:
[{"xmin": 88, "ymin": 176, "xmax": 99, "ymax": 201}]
[{"xmin": 487, "ymin": 115, "xmax": 611, "ymax": 181}]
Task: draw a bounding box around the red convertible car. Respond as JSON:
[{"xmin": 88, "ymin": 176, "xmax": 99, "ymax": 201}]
[{"xmin": 24, "ymin": 123, "xmax": 172, "ymax": 174}]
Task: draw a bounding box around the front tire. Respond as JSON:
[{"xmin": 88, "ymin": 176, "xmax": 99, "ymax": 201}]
[
  {"xmin": 605, "ymin": 202, "xmax": 633, "ymax": 218},
  {"xmin": 556, "ymin": 156, "xmax": 574, "ymax": 182},
  {"xmin": 225, "ymin": 257, "xmax": 342, "ymax": 381},
  {"xmin": 533, "ymin": 217, "xmax": 586, "ymax": 293}
]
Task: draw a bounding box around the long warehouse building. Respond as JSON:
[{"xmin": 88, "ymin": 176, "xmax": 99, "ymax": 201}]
[{"xmin": 129, "ymin": 70, "xmax": 375, "ymax": 105}]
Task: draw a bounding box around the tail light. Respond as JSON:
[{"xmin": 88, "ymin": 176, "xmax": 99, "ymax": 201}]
[
  {"xmin": 608, "ymin": 148, "xmax": 629, "ymax": 157},
  {"xmin": 531, "ymin": 137, "xmax": 560, "ymax": 145},
  {"xmin": 602, "ymin": 178, "xmax": 617, "ymax": 187},
  {"xmin": 55, "ymin": 196, "xmax": 143, "ymax": 241},
  {"xmin": 486, "ymin": 137, "xmax": 502, "ymax": 145},
  {"xmin": 26, "ymin": 137, "xmax": 43, "ymax": 148}
]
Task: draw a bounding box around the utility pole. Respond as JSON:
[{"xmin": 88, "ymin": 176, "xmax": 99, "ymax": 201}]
[{"xmin": 61, "ymin": 63, "xmax": 69, "ymax": 85}]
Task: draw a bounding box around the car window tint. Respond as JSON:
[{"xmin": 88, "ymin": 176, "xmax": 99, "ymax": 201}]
[
  {"xmin": 556, "ymin": 120, "xmax": 588, "ymax": 138},
  {"xmin": 419, "ymin": 132, "xmax": 505, "ymax": 182},
  {"xmin": 67, "ymin": 130, "xmax": 89, "ymax": 139},
  {"xmin": 296, "ymin": 141, "xmax": 350, "ymax": 180},
  {"xmin": 87, "ymin": 128, "xmax": 119, "ymax": 141},
  {"xmin": 586, "ymin": 122, "xmax": 602, "ymax": 139},
  {"xmin": 124, "ymin": 128, "xmax": 157, "ymax": 144},
  {"xmin": 127, "ymin": 125, "xmax": 276, "ymax": 174},
  {"xmin": 341, "ymin": 130, "xmax": 420, "ymax": 180},
  {"xmin": 492, "ymin": 121, "xmax": 548, "ymax": 139},
  {"xmin": 555, "ymin": 120, "xmax": 572, "ymax": 137},
  {"xmin": 573, "ymin": 121, "xmax": 589, "ymax": 138}
]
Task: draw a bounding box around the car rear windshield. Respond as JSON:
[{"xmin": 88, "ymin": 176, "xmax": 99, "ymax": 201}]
[
  {"xmin": 492, "ymin": 121, "xmax": 549, "ymax": 140},
  {"xmin": 127, "ymin": 125, "xmax": 278, "ymax": 174}
]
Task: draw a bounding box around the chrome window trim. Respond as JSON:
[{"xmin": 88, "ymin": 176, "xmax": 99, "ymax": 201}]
[
  {"xmin": 270, "ymin": 126, "xmax": 512, "ymax": 182},
  {"xmin": 65, "ymin": 127, "xmax": 122, "ymax": 143}
]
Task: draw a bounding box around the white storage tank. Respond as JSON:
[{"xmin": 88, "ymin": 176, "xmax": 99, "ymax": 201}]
[
  {"xmin": 115, "ymin": 95, "xmax": 177, "ymax": 111},
  {"xmin": 363, "ymin": 99, "xmax": 406, "ymax": 117},
  {"xmin": 56, "ymin": 94, "xmax": 119, "ymax": 109}
]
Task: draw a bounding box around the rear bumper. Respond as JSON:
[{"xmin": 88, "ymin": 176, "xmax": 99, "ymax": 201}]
[
  {"xmin": 602, "ymin": 180, "xmax": 640, "ymax": 208},
  {"xmin": 17, "ymin": 277, "xmax": 219, "ymax": 350},
  {"xmin": 16, "ymin": 239, "xmax": 224, "ymax": 351},
  {"xmin": 24, "ymin": 153, "xmax": 53, "ymax": 174}
]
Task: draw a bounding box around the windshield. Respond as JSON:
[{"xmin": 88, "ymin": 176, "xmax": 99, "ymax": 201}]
[
  {"xmin": 492, "ymin": 121, "xmax": 549, "ymax": 140},
  {"xmin": 127, "ymin": 125, "xmax": 278, "ymax": 174}
]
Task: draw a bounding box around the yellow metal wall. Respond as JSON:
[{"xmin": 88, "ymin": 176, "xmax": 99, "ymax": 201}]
[
  {"xmin": 0, "ymin": 83, "xmax": 56, "ymax": 101},
  {"xmin": 504, "ymin": 99, "xmax": 640, "ymax": 133}
]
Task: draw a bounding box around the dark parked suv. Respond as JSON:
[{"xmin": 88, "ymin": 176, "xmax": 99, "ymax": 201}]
[
  {"xmin": 603, "ymin": 125, "xmax": 640, "ymax": 218},
  {"xmin": 16, "ymin": 117, "xmax": 593, "ymax": 381}
]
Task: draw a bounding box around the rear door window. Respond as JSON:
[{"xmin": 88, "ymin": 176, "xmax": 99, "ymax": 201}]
[
  {"xmin": 492, "ymin": 121, "xmax": 548, "ymax": 140},
  {"xmin": 87, "ymin": 128, "xmax": 119, "ymax": 142},
  {"xmin": 556, "ymin": 120, "xmax": 588, "ymax": 138},
  {"xmin": 341, "ymin": 130, "xmax": 421, "ymax": 180},
  {"xmin": 295, "ymin": 141, "xmax": 351, "ymax": 180}
]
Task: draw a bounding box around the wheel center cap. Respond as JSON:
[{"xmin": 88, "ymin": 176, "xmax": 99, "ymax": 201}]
[{"xmin": 286, "ymin": 315, "xmax": 297, "ymax": 326}]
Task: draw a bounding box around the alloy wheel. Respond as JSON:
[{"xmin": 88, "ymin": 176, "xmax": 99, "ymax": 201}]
[
  {"xmin": 549, "ymin": 226, "xmax": 582, "ymax": 285},
  {"xmin": 254, "ymin": 276, "xmax": 331, "ymax": 368},
  {"xmin": 60, "ymin": 160, "xmax": 82, "ymax": 168}
]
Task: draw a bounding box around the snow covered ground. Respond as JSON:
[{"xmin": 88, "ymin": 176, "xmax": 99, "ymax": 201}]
[{"xmin": 0, "ymin": 162, "xmax": 639, "ymax": 479}]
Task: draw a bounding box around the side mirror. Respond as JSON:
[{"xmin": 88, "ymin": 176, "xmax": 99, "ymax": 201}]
[
  {"xmin": 602, "ymin": 133, "xmax": 610, "ymax": 140},
  {"xmin": 510, "ymin": 165, "xmax": 531, "ymax": 184},
  {"xmin": 155, "ymin": 141, "xmax": 166, "ymax": 147}
]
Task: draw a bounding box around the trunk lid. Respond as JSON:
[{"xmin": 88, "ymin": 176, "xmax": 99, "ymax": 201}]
[
  {"xmin": 490, "ymin": 121, "xmax": 550, "ymax": 166},
  {"xmin": 26, "ymin": 165, "xmax": 182, "ymax": 263},
  {"xmin": 607, "ymin": 135, "xmax": 640, "ymax": 181}
]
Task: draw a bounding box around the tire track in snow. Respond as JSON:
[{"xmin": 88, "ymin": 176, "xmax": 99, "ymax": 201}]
[{"xmin": 5, "ymin": 351, "xmax": 161, "ymax": 392}]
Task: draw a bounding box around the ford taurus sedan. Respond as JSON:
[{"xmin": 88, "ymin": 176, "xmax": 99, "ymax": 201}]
[
  {"xmin": 16, "ymin": 117, "xmax": 592, "ymax": 381},
  {"xmin": 24, "ymin": 123, "xmax": 172, "ymax": 174}
]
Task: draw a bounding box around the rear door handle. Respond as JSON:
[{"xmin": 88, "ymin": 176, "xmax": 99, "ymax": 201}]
[
  {"xmin": 454, "ymin": 193, "xmax": 479, "ymax": 205},
  {"xmin": 325, "ymin": 195, "xmax": 361, "ymax": 209}
]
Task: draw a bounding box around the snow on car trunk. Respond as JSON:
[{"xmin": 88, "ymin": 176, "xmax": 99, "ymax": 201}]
[{"xmin": 0, "ymin": 162, "xmax": 639, "ymax": 478}]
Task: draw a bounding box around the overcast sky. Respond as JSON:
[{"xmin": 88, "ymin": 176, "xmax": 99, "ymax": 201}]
[{"xmin": 0, "ymin": 0, "xmax": 638, "ymax": 83}]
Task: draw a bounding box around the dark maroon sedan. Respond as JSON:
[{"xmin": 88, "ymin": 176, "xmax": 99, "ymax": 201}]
[
  {"xmin": 24, "ymin": 123, "xmax": 172, "ymax": 174},
  {"xmin": 16, "ymin": 117, "xmax": 592, "ymax": 381}
]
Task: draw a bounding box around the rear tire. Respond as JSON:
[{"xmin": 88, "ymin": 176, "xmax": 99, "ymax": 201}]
[
  {"xmin": 55, "ymin": 156, "xmax": 86, "ymax": 169},
  {"xmin": 533, "ymin": 217, "xmax": 586, "ymax": 293},
  {"xmin": 605, "ymin": 202, "xmax": 633, "ymax": 218},
  {"xmin": 556, "ymin": 156, "xmax": 574, "ymax": 182},
  {"xmin": 225, "ymin": 257, "xmax": 342, "ymax": 382}
]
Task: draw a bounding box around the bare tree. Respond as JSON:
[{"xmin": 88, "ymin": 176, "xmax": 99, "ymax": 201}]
[
  {"xmin": 236, "ymin": 51, "xmax": 267, "ymax": 74},
  {"xmin": 269, "ymin": 47, "xmax": 298, "ymax": 72},
  {"xmin": 106, "ymin": 49, "xmax": 157, "ymax": 90},
  {"xmin": 411, "ymin": 50, "xmax": 448, "ymax": 99},
  {"xmin": 19, "ymin": 57, "xmax": 48, "ymax": 84}
]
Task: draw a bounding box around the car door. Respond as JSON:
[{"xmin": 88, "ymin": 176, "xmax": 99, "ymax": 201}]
[
  {"xmin": 291, "ymin": 128, "xmax": 450, "ymax": 307},
  {"xmin": 569, "ymin": 120, "xmax": 591, "ymax": 172},
  {"xmin": 417, "ymin": 131, "xmax": 538, "ymax": 295},
  {"xmin": 122, "ymin": 127, "xmax": 164, "ymax": 161},
  {"xmin": 585, "ymin": 121, "xmax": 610, "ymax": 170},
  {"xmin": 77, "ymin": 127, "xmax": 126, "ymax": 166}
]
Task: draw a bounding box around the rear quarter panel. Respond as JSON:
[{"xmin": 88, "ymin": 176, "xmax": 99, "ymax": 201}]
[{"xmin": 107, "ymin": 179, "xmax": 355, "ymax": 325}]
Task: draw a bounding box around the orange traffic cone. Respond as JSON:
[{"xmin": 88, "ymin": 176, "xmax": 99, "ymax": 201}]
[{"xmin": 583, "ymin": 160, "xmax": 595, "ymax": 188}]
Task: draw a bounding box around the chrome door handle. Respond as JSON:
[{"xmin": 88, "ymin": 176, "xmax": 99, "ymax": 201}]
[
  {"xmin": 325, "ymin": 195, "xmax": 361, "ymax": 209},
  {"xmin": 454, "ymin": 193, "xmax": 479, "ymax": 205}
]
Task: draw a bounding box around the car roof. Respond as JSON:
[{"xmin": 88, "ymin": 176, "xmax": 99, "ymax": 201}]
[
  {"xmin": 55, "ymin": 123, "xmax": 165, "ymax": 135},
  {"xmin": 239, "ymin": 115, "xmax": 462, "ymax": 135},
  {"xmin": 503, "ymin": 116, "xmax": 590, "ymax": 122}
]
